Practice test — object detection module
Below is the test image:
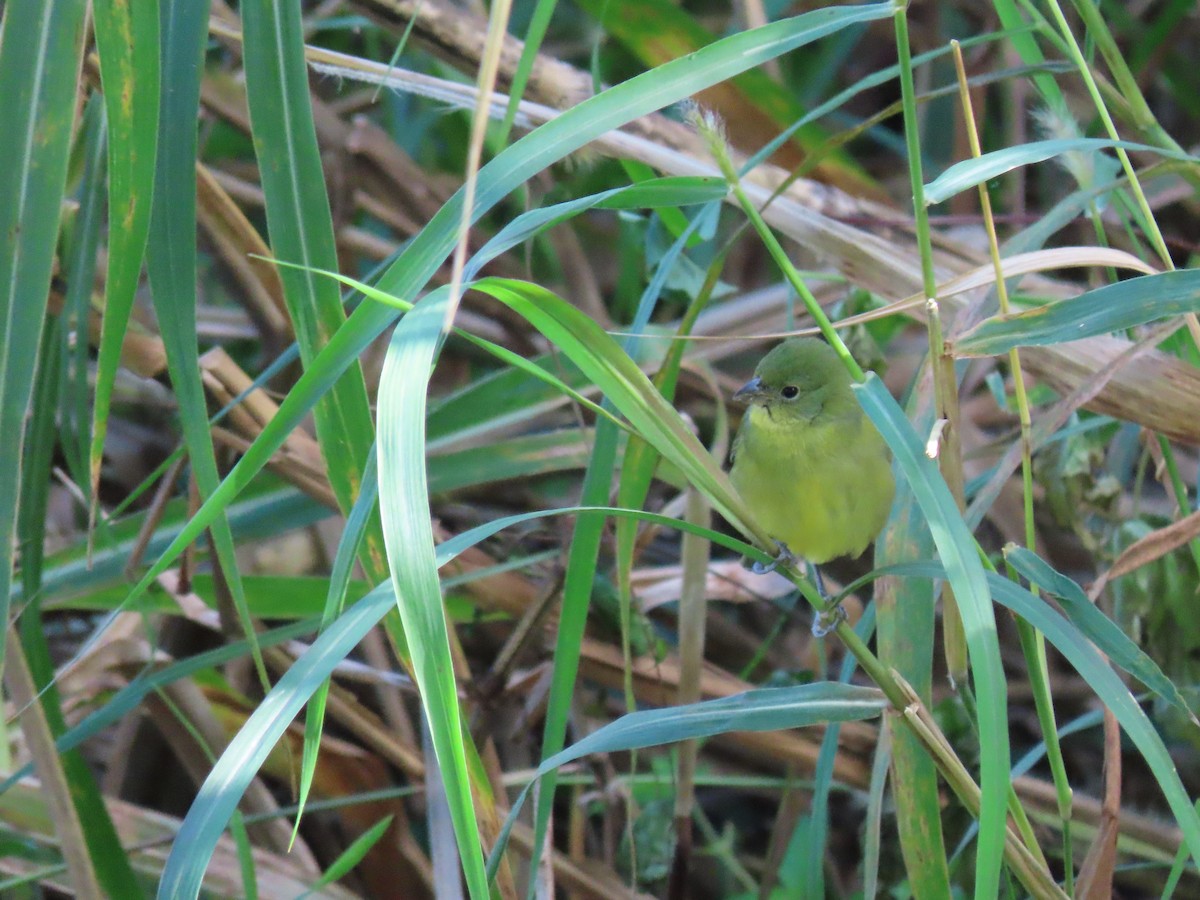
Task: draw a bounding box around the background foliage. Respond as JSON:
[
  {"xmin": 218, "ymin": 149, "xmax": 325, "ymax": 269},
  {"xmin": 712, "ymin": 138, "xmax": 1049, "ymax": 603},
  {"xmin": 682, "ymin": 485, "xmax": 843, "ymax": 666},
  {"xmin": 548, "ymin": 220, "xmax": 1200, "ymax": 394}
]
[{"xmin": 2, "ymin": 0, "xmax": 1200, "ymax": 897}]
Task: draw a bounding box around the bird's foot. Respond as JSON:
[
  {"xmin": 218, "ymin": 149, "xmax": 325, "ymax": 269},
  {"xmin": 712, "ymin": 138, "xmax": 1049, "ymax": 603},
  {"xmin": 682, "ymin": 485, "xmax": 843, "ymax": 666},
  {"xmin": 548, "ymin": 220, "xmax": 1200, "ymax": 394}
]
[
  {"xmin": 811, "ymin": 603, "xmax": 846, "ymax": 639},
  {"xmin": 749, "ymin": 541, "xmax": 796, "ymax": 575}
]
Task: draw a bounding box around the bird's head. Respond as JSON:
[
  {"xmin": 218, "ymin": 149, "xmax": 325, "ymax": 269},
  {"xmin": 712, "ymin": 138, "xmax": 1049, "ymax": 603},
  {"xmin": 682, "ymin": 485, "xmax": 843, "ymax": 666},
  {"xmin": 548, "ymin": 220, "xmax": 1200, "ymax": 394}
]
[{"xmin": 732, "ymin": 338, "xmax": 856, "ymax": 423}]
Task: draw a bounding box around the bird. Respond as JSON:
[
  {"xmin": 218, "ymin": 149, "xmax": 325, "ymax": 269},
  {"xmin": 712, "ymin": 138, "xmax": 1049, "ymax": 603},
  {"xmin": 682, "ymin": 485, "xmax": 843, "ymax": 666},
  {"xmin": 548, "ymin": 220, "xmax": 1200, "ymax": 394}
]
[{"xmin": 729, "ymin": 338, "xmax": 895, "ymax": 576}]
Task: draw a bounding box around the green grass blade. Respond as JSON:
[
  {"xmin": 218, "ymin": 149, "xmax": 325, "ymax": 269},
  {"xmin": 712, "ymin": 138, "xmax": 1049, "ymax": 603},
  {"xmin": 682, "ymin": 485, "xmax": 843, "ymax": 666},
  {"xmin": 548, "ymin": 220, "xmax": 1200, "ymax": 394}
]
[
  {"xmin": 853, "ymin": 375, "xmax": 1009, "ymax": 897},
  {"xmin": 0, "ymin": 0, "xmax": 87, "ymax": 677},
  {"xmin": 499, "ymin": 0, "xmax": 557, "ymax": 142},
  {"xmin": 23, "ymin": 88, "xmax": 100, "ymax": 595},
  {"xmin": 790, "ymin": 608, "xmax": 875, "ymax": 897},
  {"xmin": 548, "ymin": 682, "xmax": 887, "ymax": 757},
  {"xmin": 575, "ymin": 0, "xmax": 880, "ymax": 198},
  {"xmin": 0, "ymin": 10, "xmax": 148, "ymax": 886},
  {"xmin": 464, "ymin": 278, "xmax": 762, "ymax": 539},
  {"xmin": 0, "ymin": 616, "xmax": 321, "ymax": 798},
  {"xmin": 464, "ymin": 177, "xmax": 725, "ymax": 281},
  {"xmin": 375, "ymin": 288, "xmax": 489, "ymax": 895},
  {"xmin": 956, "ymin": 269, "xmax": 1200, "ymax": 355},
  {"xmin": 1005, "ymin": 546, "xmax": 1196, "ymax": 721},
  {"xmin": 301, "ymin": 814, "xmax": 394, "ymax": 898},
  {"xmin": 156, "ymin": 503, "xmax": 757, "ymax": 898},
  {"xmin": 146, "ymin": 0, "xmax": 269, "ymax": 688},
  {"xmin": 924, "ymin": 137, "xmax": 1196, "ymax": 205},
  {"xmin": 991, "ymin": 0, "xmax": 1069, "ymax": 113},
  {"xmin": 89, "ymin": 0, "xmax": 159, "ymax": 500},
  {"xmin": 15, "ymin": 327, "xmax": 146, "ymax": 899},
  {"xmin": 241, "ymin": 1, "xmax": 378, "ymax": 523},
  {"xmin": 294, "ymin": 444, "xmax": 379, "ymax": 843},
  {"xmin": 155, "ymin": 581, "xmax": 397, "ymax": 900},
  {"xmin": 530, "ymin": 204, "xmax": 716, "ymax": 872},
  {"xmin": 897, "ymin": 561, "xmax": 1200, "ymax": 874},
  {"xmin": 487, "ymin": 682, "xmax": 888, "ymax": 873},
  {"xmin": 59, "ymin": 96, "xmax": 108, "ymax": 487},
  {"xmin": 874, "ymin": 490, "xmax": 950, "ymax": 894},
  {"xmin": 429, "ymin": 430, "xmax": 608, "ymax": 493},
  {"xmin": 531, "ymin": 403, "xmax": 620, "ymax": 874},
  {"xmin": 29, "ymin": 484, "xmax": 325, "ymax": 612}
]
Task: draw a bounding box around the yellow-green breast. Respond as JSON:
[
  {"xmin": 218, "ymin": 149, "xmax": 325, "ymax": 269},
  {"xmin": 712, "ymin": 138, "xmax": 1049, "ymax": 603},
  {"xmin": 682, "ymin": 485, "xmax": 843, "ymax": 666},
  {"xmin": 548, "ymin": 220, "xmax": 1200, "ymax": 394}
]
[{"xmin": 729, "ymin": 339, "xmax": 895, "ymax": 564}]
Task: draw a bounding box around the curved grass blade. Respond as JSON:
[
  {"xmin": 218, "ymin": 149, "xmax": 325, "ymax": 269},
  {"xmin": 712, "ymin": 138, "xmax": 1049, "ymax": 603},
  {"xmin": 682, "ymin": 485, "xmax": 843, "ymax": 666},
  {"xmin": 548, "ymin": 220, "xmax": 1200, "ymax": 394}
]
[
  {"xmin": 375, "ymin": 287, "xmax": 491, "ymax": 894},
  {"xmin": 956, "ymin": 269, "xmax": 1200, "ymax": 356},
  {"xmin": 156, "ymin": 581, "xmax": 398, "ymax": 900},
  {"xmin": 575, "ymin": 0, "xmax": 880, "ymax": 198},
  {"xmin": 487, "ymin": 682, "xmax": 888, "ymax": 874},
  {"xmin": 464, "ymin": 177, "xmax": 725, "ymax": 282},
  {"xmin": 896, "ymin": 561, "xmax": 1200, "ymax": 874},
  {"xmin": 157, "ymin": 502, "xmax": 760, "ymax": 898},
  {"xmin": 1004, "ymin": 546, "xmax": 1197, "ymax": 723},
  {"xmin": 853, "ymin": 376, "xmax": 1010, "ymax": 897},
  {"xmin": 293, "ymin": 444, "xmax": 378, "ymax": 844},
  {"xmin": 924, "ymin": 137, "xmax": 1197, "ymax": 205},
  {"xmin": 530, "ymin": 204, "xmax": 718, "ymax": 878},
  {"xmin": 465, "ymin": 278, "xmax": 761, "ymax": 541}
]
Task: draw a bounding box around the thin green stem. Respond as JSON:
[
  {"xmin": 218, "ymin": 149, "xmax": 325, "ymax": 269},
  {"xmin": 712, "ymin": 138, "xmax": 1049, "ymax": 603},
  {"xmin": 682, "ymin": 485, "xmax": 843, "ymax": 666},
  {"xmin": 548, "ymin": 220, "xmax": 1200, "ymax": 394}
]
[
  {"xmin": 1042, "ymin": 0, "xmax": 1174, "ymax": 272},
  {"xmin": 695, "ymin": 111, "xmax": 864, "ymax": 381},
  {"xmin": 894, "ymin": 4, "xmax": 969, "ymax": 691}
]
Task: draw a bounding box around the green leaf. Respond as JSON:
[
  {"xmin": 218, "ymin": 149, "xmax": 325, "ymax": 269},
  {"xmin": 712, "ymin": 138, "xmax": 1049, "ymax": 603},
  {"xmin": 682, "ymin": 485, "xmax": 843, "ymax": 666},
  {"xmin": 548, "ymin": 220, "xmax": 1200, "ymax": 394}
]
[
  {"xmin": 89, "ymin": 0, "xmax": 159, "ymax": 499},
  {"xmin": 241, "ymin": 0, "xmax": 379, "ymax": 528},
  {"xmin": 0, "ymin": 0, "xmax": 88, "ymax": 676},
  {"xmin": 294, "ymin": 444, "xmax": 379, "ymax": 843},
  {"xmin": 146, "ymin": 0, "xmax": 268, "ymax": 690},
  {"xmin": 897, "ymin": 561, "xmax": 1200, "ymax": 876},
  {"xmin": 156, "ymin": 503, "xmax": 759, "ymax": 899},
  {"xmin": 375, "ymin": 288, "xmax": 489, "ymax": 895},
  {"xmin": 853, "ymin": 377, "xmax": 1010, "ymax": 896},
  {"xmin": 1004, "ymin": 546, "xmax": 1197, "ymax": 723},
  {"xmin": 157, "ymin": 582, "xmax": 397, "ymax": 900},
  {"xmin": 301, "ymin": 815, "xmax": 394, "ymax": 898},
  {"xmin": 873, "ymin": 482, "xmax": 950, "ymax": 895},
  {"xmin": 924, "ymin": 137, "xmax": 1196, "ymax": 205},
  {"xmin": 955, "ymin": 269, "xmax": 1200, "ymax": 356},
  {"xmin": 0, "ymin": 6, "xmax": 145, "ymax": 896},
  {"xmin": 488, "ymin": 682, "xmax": 887, "ymax": 871}
]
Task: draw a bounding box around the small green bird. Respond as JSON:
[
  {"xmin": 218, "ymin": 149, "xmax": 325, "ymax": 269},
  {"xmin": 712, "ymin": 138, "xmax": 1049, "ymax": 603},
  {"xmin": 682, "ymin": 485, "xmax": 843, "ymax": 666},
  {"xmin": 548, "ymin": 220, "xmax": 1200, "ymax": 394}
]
[{"xmin": 729, "ymin": 338, "xmax": 895, "ymax": 568}]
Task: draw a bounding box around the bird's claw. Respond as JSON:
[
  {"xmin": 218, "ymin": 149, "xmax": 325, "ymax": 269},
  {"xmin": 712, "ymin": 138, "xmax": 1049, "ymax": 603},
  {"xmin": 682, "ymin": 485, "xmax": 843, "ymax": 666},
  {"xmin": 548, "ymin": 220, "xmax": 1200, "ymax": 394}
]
[
  {"xmin": 812, "ymin": 603, "xmax": 846, "ymax": 638},
  {"xmin": 749, "ymin": 541, "xmax": 796, "ymax": 575}
]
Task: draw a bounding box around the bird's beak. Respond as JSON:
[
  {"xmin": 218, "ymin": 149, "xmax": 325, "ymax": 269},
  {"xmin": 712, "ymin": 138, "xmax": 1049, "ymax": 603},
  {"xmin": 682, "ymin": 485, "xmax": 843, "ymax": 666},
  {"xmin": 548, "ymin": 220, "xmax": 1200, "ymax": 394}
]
[{"xmin": 733, "ymin": 376, "xmax": 765, "ymax": 403}]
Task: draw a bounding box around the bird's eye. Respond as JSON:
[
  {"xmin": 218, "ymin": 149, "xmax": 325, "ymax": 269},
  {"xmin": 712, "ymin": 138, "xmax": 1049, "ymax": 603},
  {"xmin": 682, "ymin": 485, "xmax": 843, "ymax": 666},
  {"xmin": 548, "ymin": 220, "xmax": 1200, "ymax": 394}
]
[{"xmin": 780, "ymin": 385, "xmax": 800, "ymax": 399}]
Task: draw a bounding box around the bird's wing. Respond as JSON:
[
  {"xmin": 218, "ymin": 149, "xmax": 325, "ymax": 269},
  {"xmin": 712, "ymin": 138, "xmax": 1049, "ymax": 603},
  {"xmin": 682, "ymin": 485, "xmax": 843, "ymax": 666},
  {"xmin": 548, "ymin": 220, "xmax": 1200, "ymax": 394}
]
[{"xmin": 730, "ymin": 417, "xmax": 747, "ymax": 464}]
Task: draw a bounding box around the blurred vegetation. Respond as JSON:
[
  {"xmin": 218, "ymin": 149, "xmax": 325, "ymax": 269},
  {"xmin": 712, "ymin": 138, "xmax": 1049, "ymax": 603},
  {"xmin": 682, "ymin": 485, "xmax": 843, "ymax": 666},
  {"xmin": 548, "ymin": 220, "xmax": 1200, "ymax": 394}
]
[{"xmin": 2, "ymin": 0, "xmax": 1200, "ymax": 897}]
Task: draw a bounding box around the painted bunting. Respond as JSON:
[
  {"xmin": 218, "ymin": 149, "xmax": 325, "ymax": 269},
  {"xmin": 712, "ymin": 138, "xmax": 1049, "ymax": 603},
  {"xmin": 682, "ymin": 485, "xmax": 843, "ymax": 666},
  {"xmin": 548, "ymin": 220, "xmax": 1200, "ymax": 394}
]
[{"xmin": 729, "ymin": 338, "xmax": 894, "ymax": 570}]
